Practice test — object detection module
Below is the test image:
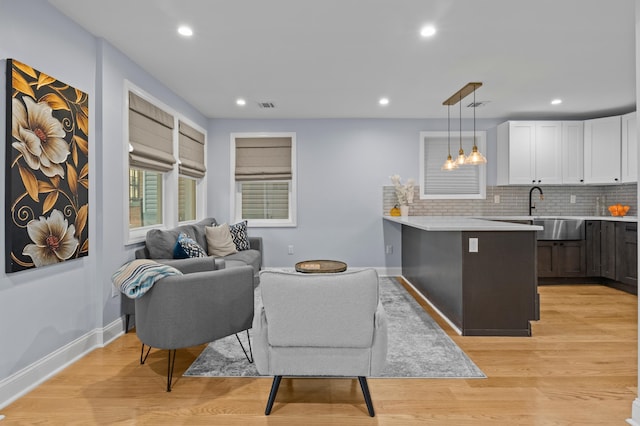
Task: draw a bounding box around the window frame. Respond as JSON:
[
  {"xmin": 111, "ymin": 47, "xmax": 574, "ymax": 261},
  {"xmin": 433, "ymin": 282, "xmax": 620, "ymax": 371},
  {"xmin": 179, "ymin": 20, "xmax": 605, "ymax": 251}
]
[
  {"xmin": 419, "ymin": 130, "xmax": 487, "ymax": 200},
  {"xmin": 124, "ymin": 82, "xmax": 207, "ymax": 244},
  {"xmin": 230, "ymin": 132, "xmax": 297, "ymax": 227},
  {"xmin": 178, "ymin": 175, "xmax": 198, "ymax": 223}
]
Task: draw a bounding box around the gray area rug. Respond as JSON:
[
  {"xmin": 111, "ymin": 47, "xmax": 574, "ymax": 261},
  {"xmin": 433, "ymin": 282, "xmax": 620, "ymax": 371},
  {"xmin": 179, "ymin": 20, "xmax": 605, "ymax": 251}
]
[{"xmin": 184, "ymin": 276, "xmax": 485, "ymax": 379}]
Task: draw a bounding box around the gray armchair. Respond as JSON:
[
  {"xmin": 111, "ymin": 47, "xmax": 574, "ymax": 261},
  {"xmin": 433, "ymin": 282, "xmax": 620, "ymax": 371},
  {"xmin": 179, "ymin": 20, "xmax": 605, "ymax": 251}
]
[
  {"xmin": 135, "ymin": 263, "xmax": 255, "ymax": 391},
  {"xmin": 253, "ymin": 268, "xmax": 388, "ymax": 416}
]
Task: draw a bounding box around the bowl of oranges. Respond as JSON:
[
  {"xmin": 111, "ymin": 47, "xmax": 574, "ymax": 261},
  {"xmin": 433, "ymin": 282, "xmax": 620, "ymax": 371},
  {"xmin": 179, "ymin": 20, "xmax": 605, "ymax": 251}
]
[{"xmin": 608, "ymin": 203, "xmax": 630, "ymax": 216}]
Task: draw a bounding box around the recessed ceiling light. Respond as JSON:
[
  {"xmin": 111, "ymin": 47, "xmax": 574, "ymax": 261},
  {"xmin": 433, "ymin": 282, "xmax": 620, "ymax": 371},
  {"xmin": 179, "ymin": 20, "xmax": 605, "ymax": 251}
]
[
  {"xmin": 379, "ymin": 97, "xmax": 389, "ymax": 106},
  {"xmin": 177, "ymin": 25, "xmax": 193, "ymax": 37},
  {"xmin": 551, "ymin": 99, "xmax": 562, "ymax": 105},
  {"xmin": 420, "ymin": 25, "xmax": 436, "ymax": 37},
  {"xmin": 236, "ymin": 98, "xmax": 246, "ymax": 106}
]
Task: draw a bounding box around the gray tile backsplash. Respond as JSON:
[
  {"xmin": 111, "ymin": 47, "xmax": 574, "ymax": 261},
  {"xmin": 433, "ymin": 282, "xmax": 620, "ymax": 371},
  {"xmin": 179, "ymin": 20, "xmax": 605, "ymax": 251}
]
[{"xmin": 383, "ymin": 183, "xmax": 637, "ymax": 217}]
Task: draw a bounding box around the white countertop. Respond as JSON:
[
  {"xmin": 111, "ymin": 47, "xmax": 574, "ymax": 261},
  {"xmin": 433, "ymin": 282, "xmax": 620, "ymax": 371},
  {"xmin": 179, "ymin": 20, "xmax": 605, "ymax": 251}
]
[
  {"xmin": 482, "ymin": 215, "xmax": 637, "ymax": 223},
  {"xmin": 383, "ymin": 216, "xmax": 543, "ymax": 232}
]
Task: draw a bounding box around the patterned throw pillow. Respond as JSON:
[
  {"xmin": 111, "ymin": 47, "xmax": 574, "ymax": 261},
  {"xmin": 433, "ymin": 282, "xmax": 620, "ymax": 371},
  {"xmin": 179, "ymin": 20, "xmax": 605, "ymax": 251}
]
[
  {"xmin": 173, "ymin": 233, "xmax": 207, "ymax": 259},
  {"xmin": 229, "ymin": 221, "xmax": 250, "ymax": 251}
]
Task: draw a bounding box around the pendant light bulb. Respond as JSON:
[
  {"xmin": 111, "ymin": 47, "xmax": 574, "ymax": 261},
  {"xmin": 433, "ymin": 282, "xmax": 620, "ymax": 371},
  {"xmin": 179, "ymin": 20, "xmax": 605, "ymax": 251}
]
[
  {"xmin": 442, "ymin": 154, "xmax": 458, "ymax": 171},
  {"xmin": 465, "ymin": 145, "xmax": 487, "ymax": 165},
  {"xmin": 464, "ymin": 84, "xmax": 487, "ymax": 165}
]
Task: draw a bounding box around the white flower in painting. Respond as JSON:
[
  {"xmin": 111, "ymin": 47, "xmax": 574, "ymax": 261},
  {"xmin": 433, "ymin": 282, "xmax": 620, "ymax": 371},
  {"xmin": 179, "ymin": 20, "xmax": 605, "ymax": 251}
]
[
  {"xmin": 390, "ymin": 174, "xmax": 415, "ymax": 205},
  {"xmin": 23, "ymin": 209, "xmax": 78, "ymax": 267},
  {"xmin": 12, "ymin": 96, "xmax": 70, "ymax": 177}
]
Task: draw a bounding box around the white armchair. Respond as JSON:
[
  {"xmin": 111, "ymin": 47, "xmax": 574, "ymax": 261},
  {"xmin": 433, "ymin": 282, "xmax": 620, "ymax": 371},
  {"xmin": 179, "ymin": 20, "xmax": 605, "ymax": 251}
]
[{"xmin": 253, "ymin": 268, "xmax": 388, "ymax": 416}]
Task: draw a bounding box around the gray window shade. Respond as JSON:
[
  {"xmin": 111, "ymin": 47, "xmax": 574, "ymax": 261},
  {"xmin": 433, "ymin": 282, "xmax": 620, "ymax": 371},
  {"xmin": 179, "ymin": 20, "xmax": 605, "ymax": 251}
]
[
  {"xmin": 235, "ymin": 137, "xmax": 292, "ymax": 181},
  {"xmin": 423, "ymin": 136, "xmax": 481, "ymax": 195},
  {"xmin": 178, "ymin": 121, "xmax": 206, "ymax": 178},
  {"xmin": 129, "ymin": 92, "xmax": 176, "ymax": 172}
]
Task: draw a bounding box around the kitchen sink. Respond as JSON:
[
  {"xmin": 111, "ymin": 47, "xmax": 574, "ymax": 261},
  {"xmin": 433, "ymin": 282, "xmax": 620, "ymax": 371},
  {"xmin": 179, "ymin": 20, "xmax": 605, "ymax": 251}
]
[{"xmin": 533, "ymin": 218, "xmax": 585, "ymax": 240}]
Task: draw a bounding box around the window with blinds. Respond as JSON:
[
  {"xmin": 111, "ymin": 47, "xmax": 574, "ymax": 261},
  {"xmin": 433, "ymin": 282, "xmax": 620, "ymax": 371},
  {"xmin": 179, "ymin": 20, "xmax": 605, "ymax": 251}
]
[
  {"xmin": 419, "ymin": 131, "xmax": 486, "ymax": 199},
  {"xmin": 232, "ymin": 133, "xmax": 296, "ymax": 227},
  {"xmin": 126, "ymin": 85, "xmax": 207, "ymax": 241}
]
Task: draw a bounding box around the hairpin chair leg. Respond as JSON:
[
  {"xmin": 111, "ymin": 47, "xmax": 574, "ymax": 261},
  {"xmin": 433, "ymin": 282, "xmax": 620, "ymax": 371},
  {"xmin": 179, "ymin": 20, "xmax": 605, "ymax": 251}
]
[
  {"xmin": 265, "ymin": 375, "xmax": 282, "ymax": 415},
  {"xmin": 235, "ymin": 329, "xmax": 253, "ymax": 363},
  {"xmin": 140, "ymin": 343, "xmax": 151, "ymax": 364},
  {"xmin": 358, "ymin": 376, "xmax": 375, "ymax": 417},
  {"xmin": 166, "ymin": 349, "xmax": 177, "ymax": 392}
]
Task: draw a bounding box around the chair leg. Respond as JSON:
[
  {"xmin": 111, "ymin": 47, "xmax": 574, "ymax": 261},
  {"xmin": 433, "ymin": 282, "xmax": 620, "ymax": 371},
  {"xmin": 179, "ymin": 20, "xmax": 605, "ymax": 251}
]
[
  {"xmin": 124, "ymin": 314, "xmax": 130, "ymax": 333},
  {"xmin": 265, "ymin": 375, "xmax": 282, "ymax": 415},
  {"xmin": 235, "ymin": 330, "xmax": 254, "ymax": 363},
  {"xmin": 140, "ymin": 343, "xmax": 151, "ymax": 364},
  {"xmin": 358, "ymin": 376, "xmax": 375, "ymax": 417},
  {"xmin": 166, "ymin": 349, "xmax": 177, "ymax": 392}
]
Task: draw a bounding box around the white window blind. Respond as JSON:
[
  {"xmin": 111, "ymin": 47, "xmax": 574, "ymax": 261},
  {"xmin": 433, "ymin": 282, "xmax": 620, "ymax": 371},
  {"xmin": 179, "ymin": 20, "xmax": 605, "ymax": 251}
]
[
  {"xmin": 420, "ymin": 131, "xmax": 486, "ymax": 199},
  {"xmin": 240, "ymin": 182, "xmax": 290, "ymax": 220}
]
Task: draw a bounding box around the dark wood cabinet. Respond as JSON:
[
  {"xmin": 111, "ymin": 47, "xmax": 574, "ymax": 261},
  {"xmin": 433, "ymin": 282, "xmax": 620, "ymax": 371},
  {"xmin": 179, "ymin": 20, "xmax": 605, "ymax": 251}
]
[
  {"xmin": 537, "ymin": 241, "xmax": 554, "ymax": 277},
  {"xmin": 402, "ymin": 226, "xmax": 538, "ymax": 336},
  {"xmin": 537, "ymin": 240, "xmax": 586, "ymax": 277},
  {"xmin": 616, "ymin": 222, "xmax": 637, "ymax": 287},
  {"xmin": 586, "ymin": 220, "xmax": 601, "ymax": 276},
  {"xmin": 538, "ymin": 219, "xmax": 636, "ymax": 293},
  {"xmin": 600, "ymin": 221, "xmax": 617, "ymax": 280}
]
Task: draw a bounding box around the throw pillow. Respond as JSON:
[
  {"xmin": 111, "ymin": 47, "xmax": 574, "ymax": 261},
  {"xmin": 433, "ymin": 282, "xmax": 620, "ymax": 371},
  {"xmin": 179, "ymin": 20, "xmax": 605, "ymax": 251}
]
[
  {"xmin": 229, "ymin": 220, "xmax": 250, "ymax": 251},
  {"xmin": 205, "ymin": 223, "xmax": 238, "ymax": 257},
  {"xmin": 173, "ymin": 232, "xmax": 207, "ymax": 259}
]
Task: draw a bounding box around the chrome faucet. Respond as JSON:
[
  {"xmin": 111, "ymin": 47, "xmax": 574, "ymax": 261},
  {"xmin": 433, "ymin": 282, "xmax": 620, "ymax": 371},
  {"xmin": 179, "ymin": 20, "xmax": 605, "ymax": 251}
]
[{"xmin": 529, "ymin": 186, "xmax": 544, "ymax": 216}]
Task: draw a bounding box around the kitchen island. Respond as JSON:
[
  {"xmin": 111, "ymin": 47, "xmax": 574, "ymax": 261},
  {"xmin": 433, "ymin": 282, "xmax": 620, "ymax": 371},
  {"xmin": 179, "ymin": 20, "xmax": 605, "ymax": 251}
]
[{"xmin": 384, "ymin": 216, "xmax": 543, "ymax": 336}]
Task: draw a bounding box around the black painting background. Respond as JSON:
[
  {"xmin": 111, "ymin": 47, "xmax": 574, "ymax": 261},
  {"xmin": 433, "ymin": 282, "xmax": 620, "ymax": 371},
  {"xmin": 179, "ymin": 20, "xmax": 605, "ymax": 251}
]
[{"xmin": 5, "ymin": 59, "xmax": 89, "ymax": 273}]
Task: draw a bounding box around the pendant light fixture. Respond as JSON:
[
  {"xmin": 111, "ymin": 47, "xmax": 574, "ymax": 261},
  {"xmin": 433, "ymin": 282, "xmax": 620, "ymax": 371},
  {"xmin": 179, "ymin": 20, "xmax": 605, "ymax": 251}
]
[
  {"xmin": 464, "ymin": 84, "xmax": 487, "ymax": 165},
  {"xmin": 442, "ymin": 82, "xmax": 486, "ymax": 166},
  {"xmin": 441, "ymin": 105, "xmax": 458, "ymax": 170}
]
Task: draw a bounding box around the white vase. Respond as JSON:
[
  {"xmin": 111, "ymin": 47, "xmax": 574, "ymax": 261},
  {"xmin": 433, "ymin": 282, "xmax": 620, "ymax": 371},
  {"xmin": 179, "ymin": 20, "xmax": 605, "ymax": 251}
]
[{"xmin": 400, "ymin": 205, "xmax": 409, "ymax": 217}]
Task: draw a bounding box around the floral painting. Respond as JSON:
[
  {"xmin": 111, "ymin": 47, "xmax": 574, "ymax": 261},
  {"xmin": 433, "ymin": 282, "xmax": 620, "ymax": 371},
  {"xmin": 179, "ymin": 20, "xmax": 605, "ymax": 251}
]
[{"xmin": 5, "ymin": 59, "xmax": 89, "ymax": 273}]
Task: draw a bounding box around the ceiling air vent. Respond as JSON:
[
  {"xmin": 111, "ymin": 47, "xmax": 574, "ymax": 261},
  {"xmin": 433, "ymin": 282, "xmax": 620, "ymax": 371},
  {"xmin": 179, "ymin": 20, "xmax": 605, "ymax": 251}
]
[
  {"xmin": 467, "ymin": 100, "xmax": 490, "ymax": 108},
  {"xmin": 257, "ymin": 102, "xmax": 276, "ymax": 109}
]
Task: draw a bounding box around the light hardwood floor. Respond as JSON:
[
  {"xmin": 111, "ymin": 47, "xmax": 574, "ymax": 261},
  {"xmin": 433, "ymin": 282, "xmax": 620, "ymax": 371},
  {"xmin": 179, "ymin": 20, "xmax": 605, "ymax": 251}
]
[{"xmin": 2, "ymin": 280, "xmax": 637, "ymax": 425}]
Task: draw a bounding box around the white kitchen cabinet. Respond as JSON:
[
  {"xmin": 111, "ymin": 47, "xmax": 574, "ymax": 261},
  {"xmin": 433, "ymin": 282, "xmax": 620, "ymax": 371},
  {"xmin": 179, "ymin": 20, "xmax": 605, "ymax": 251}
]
[
  {"xmin": 497, "ymin": 121, "xmax": 562, "ymax": 185},
  {"xmin": 583, "ymin": 115, "xmax": 621, "ymax": 184},
  {"xmin": 621, "ymin": 112, "xmax": 637, "ymax": 183},
  {"xmin": 561, "ymin": 121, "xmax": 584, "ymax": 184}
]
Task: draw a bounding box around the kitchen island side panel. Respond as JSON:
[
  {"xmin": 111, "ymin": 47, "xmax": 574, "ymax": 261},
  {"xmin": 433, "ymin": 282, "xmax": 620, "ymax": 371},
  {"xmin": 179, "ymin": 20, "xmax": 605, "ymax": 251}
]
[
  {"xmin": 401, "ymin": 225, "xmax": 464, "ymax": 329},
  {"xmin": 461, "ymin": 231, "xmax": 539, "ymax": 336}
]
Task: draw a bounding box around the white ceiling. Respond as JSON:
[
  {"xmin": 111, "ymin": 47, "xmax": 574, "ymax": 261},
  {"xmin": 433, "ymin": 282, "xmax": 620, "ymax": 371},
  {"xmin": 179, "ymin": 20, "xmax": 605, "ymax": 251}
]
[{"xmin": 48, "ymin": 0, "xmax": 636, "ymax": 120}]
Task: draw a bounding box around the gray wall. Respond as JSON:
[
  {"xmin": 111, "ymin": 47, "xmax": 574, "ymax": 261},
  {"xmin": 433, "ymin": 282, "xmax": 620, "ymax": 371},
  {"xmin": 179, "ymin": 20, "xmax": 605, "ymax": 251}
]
[
  {"xmin": 0, "ymin": 0, "xmax": 208, "ymax": 400},
  {"xmin": 207, "ymin": 118, "xmax": 501, "ymax": 269},
  {"xmin": 0, "ymin": 0, "xmax": 98, "ymax": 386}
]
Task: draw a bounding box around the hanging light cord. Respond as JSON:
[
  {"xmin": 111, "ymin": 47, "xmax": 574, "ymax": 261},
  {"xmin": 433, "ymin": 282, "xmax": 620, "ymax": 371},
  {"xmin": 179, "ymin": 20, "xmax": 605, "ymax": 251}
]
[
  {"xmin": 459, "ymin": 94, "xmax": 462, "ymax": 150},
  {"xmin": 473, "ymin": 85, "xmax": 476, "ymax": 147},
  {"xmin": 447, "ymin": 105, "xmax": 451, "ymax": 155}
]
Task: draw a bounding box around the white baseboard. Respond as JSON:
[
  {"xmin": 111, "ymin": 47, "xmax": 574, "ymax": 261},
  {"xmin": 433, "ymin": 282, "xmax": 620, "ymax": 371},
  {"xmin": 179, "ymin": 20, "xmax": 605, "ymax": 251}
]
[
  {"xmin": 627, "ymin": 398, "xmax": 640, "ymax": 425},
  {"xmin": 0, "ymin": 317, "xmax": 124, "ymax": 410},
  {"xmin": 400, "ymin": 276, "xmax": 463, "ymax": 335}
]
